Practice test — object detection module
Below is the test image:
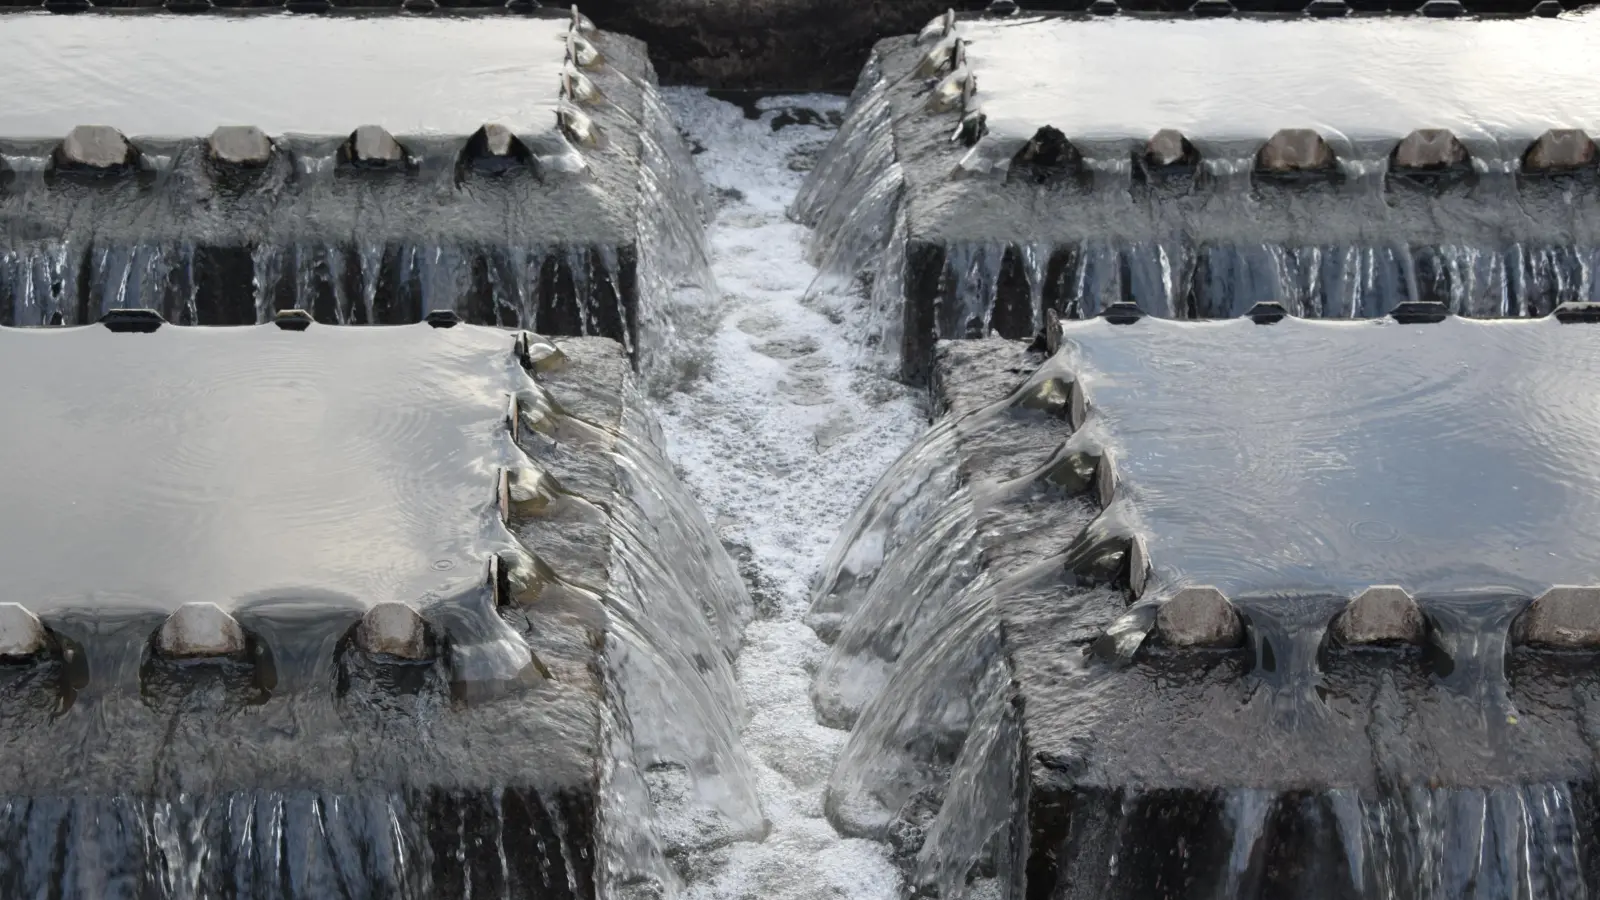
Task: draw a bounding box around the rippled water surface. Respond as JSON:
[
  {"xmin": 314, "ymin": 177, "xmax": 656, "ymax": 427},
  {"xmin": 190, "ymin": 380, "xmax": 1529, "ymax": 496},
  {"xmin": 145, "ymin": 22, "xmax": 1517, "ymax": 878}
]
[
  {"xmin": 1060, "ymin": 315, "xmax": 1600, "ymax": 598},
  {"xmin": 0, "ymin": 13, "xmax": 568, "ymax": 139},
  {"xmin": 959, "ymin": 12, "xmax": 1600, "ymax": 155},
  {"xmin": 0, "ymin": 323, "xmax": 518, "ymax": 616}
]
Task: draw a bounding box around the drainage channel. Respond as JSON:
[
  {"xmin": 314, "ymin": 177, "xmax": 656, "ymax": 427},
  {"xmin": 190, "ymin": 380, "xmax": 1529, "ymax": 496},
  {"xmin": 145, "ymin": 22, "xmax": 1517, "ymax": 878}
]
[{"xmin": 649, "ymin": 88, "xmax": 924, "ymax": 899}]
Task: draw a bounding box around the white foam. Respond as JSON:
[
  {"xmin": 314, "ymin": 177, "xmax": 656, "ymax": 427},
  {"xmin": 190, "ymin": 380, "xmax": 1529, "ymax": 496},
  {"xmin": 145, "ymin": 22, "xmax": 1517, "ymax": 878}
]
[{"xmin": 650, "ymin": 89, "xmax": 925, "ymax": 900}]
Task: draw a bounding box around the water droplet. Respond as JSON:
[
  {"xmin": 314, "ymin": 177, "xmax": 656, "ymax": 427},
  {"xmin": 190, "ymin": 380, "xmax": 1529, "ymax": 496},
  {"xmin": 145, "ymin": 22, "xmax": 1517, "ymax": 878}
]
[{"xmin": 432, "ymin": 559, "xmax": 457, "ymax": 571}]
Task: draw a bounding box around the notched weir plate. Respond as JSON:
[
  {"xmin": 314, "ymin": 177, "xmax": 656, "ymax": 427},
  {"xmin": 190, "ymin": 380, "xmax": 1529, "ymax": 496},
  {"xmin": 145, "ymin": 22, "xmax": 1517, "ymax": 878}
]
[
  {"xmin": 813, "ymin": 321, "xmax": 1600, "ymax": 899},
  {"xmin": 0, "ymin": 11, "xmax": 708, "ymax": 362}
]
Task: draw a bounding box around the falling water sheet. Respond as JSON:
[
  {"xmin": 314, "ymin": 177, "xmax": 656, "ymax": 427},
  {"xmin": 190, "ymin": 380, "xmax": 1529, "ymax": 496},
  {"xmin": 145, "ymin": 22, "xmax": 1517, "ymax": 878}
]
[
  {"xmin": 811, "ymin": 326, "xmax": 1600, "ymax": 899},
  {"xmin": 955, "ymin": 12, "xmax": 1600, "ymax": 163},
  {"xmin": 0, "ymin": 325, "xmax": 767, "ymax": 898},
  {"xmin": 0, "ymin": 323, "xmax": 524, "ymax": 620},
  {"xmin": 0, "ymin": 324, "xmax": 604, "ymax": 898},
  {"xmin": 797, "ymin": 19, "xmax": 1600, "ymax": 388}
]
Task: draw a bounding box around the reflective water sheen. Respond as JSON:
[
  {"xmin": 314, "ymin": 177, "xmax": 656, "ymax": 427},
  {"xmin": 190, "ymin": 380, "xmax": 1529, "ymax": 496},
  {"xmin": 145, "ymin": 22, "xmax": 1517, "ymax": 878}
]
[
  {"xmin": 0, "ymin": 324, "xmax": 517, "ymax": 619},
  {"xmin": 0, "ymin": 325, "xmax": 758, "ymax": 898},
  {"xmin": 958, "ymin": 13, "xmax": 1600, "ymax": 164},
  {"xmin": 0, "ymin": 13, "xmax": 568, "ymax": 140},
  {"xmin": 1057, "ymin": 315, "xmax": 1600, "ymax": 599}
]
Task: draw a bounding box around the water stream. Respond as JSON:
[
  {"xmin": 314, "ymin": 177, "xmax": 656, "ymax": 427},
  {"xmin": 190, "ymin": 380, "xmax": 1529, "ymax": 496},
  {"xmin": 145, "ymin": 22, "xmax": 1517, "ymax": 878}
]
[{"xmin": 648, "ymin": 88, "xmax": 924, "ymax": 900}]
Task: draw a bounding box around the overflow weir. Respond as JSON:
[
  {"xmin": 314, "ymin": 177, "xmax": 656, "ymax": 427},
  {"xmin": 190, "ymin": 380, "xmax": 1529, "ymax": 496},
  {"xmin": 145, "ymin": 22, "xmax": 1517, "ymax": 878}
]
[
  {"xmin": 812, "ymin": 311, "xmax": 1600, "ymax": 899},
  {"xmin": 0, "ymin": 9, "xmax": 715, "ymax": 388},
  {"xmin": 793, "ymin": 9, "xmax": 1600, "ymax": 895},
  {"xmin": 0, "ymin": 321, "xmax": 761, "ymax": 898},
  {"xmin": 797, "ymin": 9, "xmax": 1600, "ymax": 381}
]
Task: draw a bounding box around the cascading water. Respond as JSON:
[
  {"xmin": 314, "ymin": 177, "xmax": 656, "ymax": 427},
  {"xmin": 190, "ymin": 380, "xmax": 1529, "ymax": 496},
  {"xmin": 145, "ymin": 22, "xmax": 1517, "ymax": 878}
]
[
  {"xmin": 645, "ymin": 88, "xmax": 926, "ymax": 900},
  {"xmin": 558, "ymin": 361, "xmax": 771, "ymax": 898},
  {"xmin": 805, "ymin": 314, "xmax": 1600, "ymax": 898},
  {"xmin": 0, "ymin": 325, "xmax": 761, "ymax": 899},
  {"xmin": 1, "ymin": 131, "xmax": 702, "ymax": 390},
  {"xmin": 789, "ymin": 52, "xmax": 908, "ymax": 374},
  {"xmin": 8, "ymin": 5, "xmax": 1600, "ymax": 899},
  {"xmin": 796, "ymin": 13, "xmax": 1600, "ymax": 383},
  {"xmin": 0, "ymin": 13, "xmax": 721, "ymax": 397}
]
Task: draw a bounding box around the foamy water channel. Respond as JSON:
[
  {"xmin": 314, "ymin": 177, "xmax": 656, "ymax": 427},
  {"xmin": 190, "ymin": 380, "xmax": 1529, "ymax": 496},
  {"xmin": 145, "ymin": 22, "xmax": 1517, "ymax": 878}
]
[{"xmin": 649, "ymin": 89, "xmax": 925, "ymax": 900}]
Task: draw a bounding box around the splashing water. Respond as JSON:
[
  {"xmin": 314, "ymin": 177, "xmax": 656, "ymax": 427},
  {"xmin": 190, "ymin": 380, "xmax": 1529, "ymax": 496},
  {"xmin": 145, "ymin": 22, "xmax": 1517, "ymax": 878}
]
[{"xmin": 648, "ymin": 88, "xmax": 924, "ymax": 900}]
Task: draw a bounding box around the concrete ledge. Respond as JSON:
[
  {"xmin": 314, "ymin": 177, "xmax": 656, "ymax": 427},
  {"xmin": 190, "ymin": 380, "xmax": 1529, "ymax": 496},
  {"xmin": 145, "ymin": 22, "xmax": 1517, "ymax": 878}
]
[
  {"xmin": 1333, "ymin": 585, "xmax": 1426, "ymax": 645},
  {"xmin": 0, "ymin": 604, "xmax": 49, "ymax": 660},
  {"xmin": 53, "ymin": 125, "xmax": 137, "ymax": 173},
  {"xmin": 156, "ymin": 602, "xmax": 248, "ymax": 659},
  {"xmin": 1155, "ymin": 586, "xmax": 1243, "ymax": 647},
  {"xmin": 355, "ymin": 602, "xmax": 434, "ymax": 660},
  {"xmin": 798, "ymin": 13, "xmax": 1600, "ymax": 382},
  {"xmin": 1516, "ymin": 586, "xmax": 1600, "ymax": 648},
  {"xmin": 0, "ymin": 326, "xmax": 755, "ymax": 896},
  {"xmin": 208, "ymin": 125, "xmax": 273, "ymax": 166}
]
